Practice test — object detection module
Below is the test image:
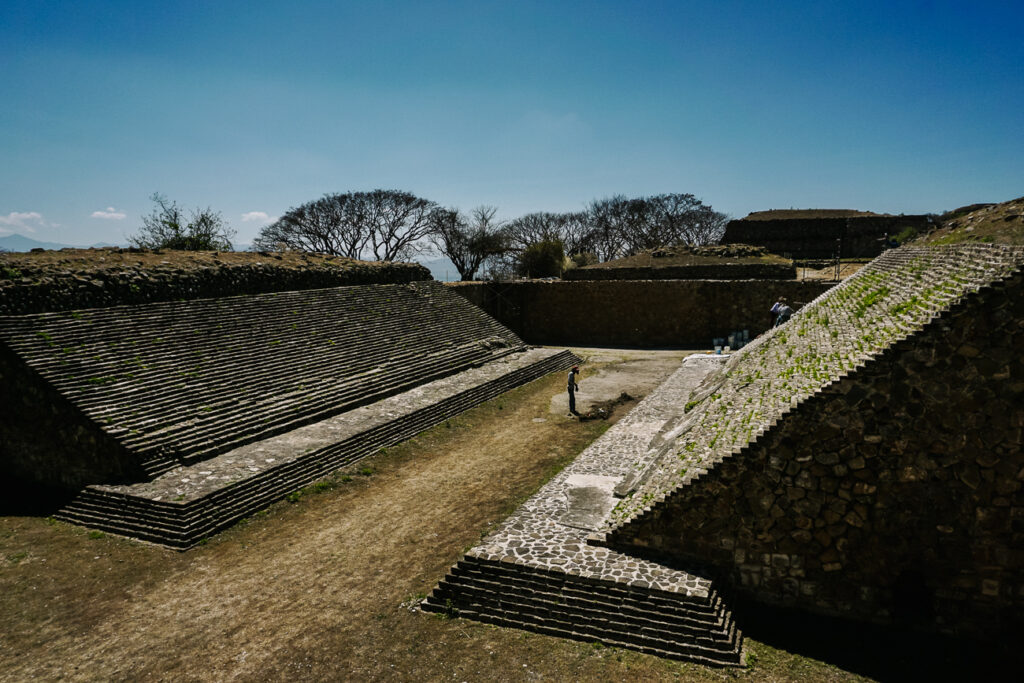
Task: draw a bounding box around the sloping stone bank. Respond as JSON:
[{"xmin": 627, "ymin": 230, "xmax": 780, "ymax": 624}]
[
  {"xmin": 601, "ymin": 244, "xmax": 1024, "ymax": 640},
  {"xmin": 424, "ymin": 354, "xmax": 744, "ymax": 666},
  {"xmin": 55, "ymin": 348, "xmax": 578, "ymax": 548},
  {"xmin": 0, "ymin": 281, "xmax": 522, "ymax": 488}
]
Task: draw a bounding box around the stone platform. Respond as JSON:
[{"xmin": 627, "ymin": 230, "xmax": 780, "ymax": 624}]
[
  {"xmin": 423, "ymin": 354, "xmax": 746, "ymax": 666},
  {"xmin": 56, "ymin": 347, "xmax": 577, "ymax": 548}
]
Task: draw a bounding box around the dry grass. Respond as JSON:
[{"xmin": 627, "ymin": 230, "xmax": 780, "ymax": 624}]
[
  {"xmin": 915, "ymin": 195, "xmax": 1024, "ymax": 245},
  {"xmin": 0, "ymin": 363, "xmax": 1001, "ymax": 681},
  {"xmin": 0, "ymin": 247, "xmax": 400, "ymax": 280}
]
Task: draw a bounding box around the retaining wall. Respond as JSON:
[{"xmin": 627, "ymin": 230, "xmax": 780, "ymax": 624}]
[
  {"xmin": 563, "ymin": 263, "xmax": 795, "ymax": 281},
  {"xmin": 0, "ymin": 253, "xmax": 430, "ymax": 315},
  {"xmin": 722, "ymin": 215, "xmax": 932, "ymax": 259},
  {"xmin": 449, "ymin": 280, "xmax": 834, "ymax": 347}
]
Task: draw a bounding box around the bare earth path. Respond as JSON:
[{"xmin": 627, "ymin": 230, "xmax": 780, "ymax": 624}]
[{"xmin": 1, "ymin": 349, "xmax": 869, "ymax": 682}]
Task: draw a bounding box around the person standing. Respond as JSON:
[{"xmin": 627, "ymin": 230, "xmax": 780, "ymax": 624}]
[
  {"xmin": 567, "ymin": 365, "xmax": 580, "ymax": 416},
  {"xmin": 774, "ymin": 299, "xmax": 794, "ymax": 327},
  {"xmin": 769, "ymin": 297, "xmax": 785, "ymax": 328}
]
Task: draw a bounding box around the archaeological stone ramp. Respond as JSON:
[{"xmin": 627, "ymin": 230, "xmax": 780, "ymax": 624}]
[
  {"xmin": 0, "ymin": 280, "xmax": 578, "ymax": 547},
  {"xmin": 426, "ymin": 244, "xmax": 1024, "ymax": 663},
  {"xmin": 602, "ymin": 244, "xmax": 1024, "ymax": 639}
]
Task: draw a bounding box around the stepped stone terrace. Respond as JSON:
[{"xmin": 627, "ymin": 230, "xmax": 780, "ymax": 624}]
[
  {"xmin": 426, "ymin": 244, "xmax": 1024, "ymax": 662},
  {"xmin": 0, "ymin": 280, "xmax": 577, "ymax": 547}
]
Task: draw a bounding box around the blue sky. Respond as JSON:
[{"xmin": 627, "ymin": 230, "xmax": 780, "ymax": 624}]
[{"xmin": 2, "ymin": 0, "xmax": 1022, "ymax": 248}]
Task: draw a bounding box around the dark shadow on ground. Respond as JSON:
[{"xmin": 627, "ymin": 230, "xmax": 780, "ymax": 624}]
[
  {"xmin": 576, "ymin": 392, "xmax": 635, "ymax": 422},
  {"xmin": 734, "ymin": 598, "xmax": 1015, "ymax": 682},
  {"xmin": 0, "ymin": 474, "xmax": 75, "ymax": 516}
]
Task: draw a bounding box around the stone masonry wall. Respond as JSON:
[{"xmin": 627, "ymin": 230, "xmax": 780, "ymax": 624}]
[
  {"xmin": 563, "ymin": 262, "xmax": 795, "ymax": 281},
  {"xmin": 0, "ymin": 347, "xmax": 144, "ymax": 488},
  {"xmin": 449, "ymin": 280, "xmax": 834, "ymax": 347},
  {"xmin": 0, "ymin": 252, "xmax": 431, "ymax": 315},
  {"xmin": 608, "ymin": 273, "xmax": 1024, "ymax": 638},
  {"xmin": 723, "ymin": 215, "xmax": 932, "ymax": 259},
  {"xmin": 0, "ymin": 282, "xmax": 521, "ymax": 488}
]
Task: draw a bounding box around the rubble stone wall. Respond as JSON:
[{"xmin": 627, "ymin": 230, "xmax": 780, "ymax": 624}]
[
  {"xmin": 563, "ymin": 263, "xmax": 795, "ymax": 281},
  {"xmin": 722, "ymin": 215, "xmax": 932, "ymax": 259},
  {"xmin": 450, "ymin": 280, "xmax": 834, "ymax": 347},
  {"xmin": 609, "ymin": 273, "xmax": 1024, "ymax": 638},
  {"xmin": 0, "ymin": 257, "xmax": 431, "ymax": 315}
]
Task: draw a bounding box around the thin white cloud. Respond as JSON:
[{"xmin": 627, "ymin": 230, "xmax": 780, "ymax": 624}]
[
  {"xmin": 241, "ymin": 211, "xmax": 276, "ymax": 225},
  {"xmin": 91, "ymin": 206, "xmax": 126, "ymax": 220},
  {"xmin": 0, "ymin": 211, "xmax": 46, "ymax": 235}
]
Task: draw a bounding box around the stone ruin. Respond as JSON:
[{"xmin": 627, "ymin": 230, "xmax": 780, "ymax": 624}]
[
  {"xmin": 722, "ymin": 213, "xmax": 933, "ymax": 259},
  {"xmin": 425, "ymin": 244, "xmax": 1023, "ymax": 663},
  {"xmin": 2, "ymin": 242, "xmax": 1021, "ymax": 666},
  {"xmin": 0, "ymin": 280, "xmax": 577, "ymax": 547}
]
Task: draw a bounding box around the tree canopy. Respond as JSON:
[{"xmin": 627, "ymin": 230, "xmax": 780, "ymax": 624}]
[
  {"xmin": 254, "ymin": 190, "xmax": 438, "ymax": 261},
  {"xmin": 500, "ymin": 194, "xmax": 727, "ymax": 273},
  {"xmin": 129, "ymin": 193, "xmax": 235, "ymax": 251},
  {"xmin": 428, "ymin": 206, "xmax": 508, "ymax": 281}
]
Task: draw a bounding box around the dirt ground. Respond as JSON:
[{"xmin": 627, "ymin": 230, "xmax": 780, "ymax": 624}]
[
  {"xmin": 0, "ymin": 350, "xmax": 996, "ymax": 682},
  {"xmin": 548, "ymin": 347, "xmax": 693, "ymax": 417}
]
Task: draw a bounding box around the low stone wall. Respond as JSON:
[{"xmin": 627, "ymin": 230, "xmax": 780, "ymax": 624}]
[
  {"xmin": 0, "ymin": 253, "xmax": 431, "ymax": 315},
  {"xmin": 449, "ymin": 280, "xmax": 834, "ymax": 347},
  {"xmin": 564, "ymin": 263, "xmax": 796, "ymax": 281},
  {"xmin": 723, "ymin": 215, "xmax": 932, "ymax": 259}
]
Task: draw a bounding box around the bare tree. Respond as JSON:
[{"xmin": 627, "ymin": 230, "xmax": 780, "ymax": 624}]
[
  {"xmin": 129, "ymin": 193, "xmax": 235, "ymax": 251},
  {"xmin": 646, "ymin": 193, "xmax": 728, "ymax": 246},
  {"xmin": 429, "ymin": 205, "xmax": 508, "ymax": 281},
  {"xmin": 587, "ymin": 195, "xmax": 648, "ymax": 260},
  {"xmin": 503, "ymin": 211, "xmax": 595, "ymax": 258},
  {"xmin": 254, "ymin": 190, "xmax": 438, "ymax": 261},
  {"xmin": 503, "ymin": 212, "xmax": 565, "ymax": 251},
  {"xmin": 557, "ymin": 211, "xmax": 595, "ymax": 257},
  {"xmin": 587, "ymin": 194, "xmax": 728, "ymax": 258}
]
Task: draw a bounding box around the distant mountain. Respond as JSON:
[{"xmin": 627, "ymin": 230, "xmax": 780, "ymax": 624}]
[
  {"xmin": 0, "ymin": 233, "xmax": 129, "ymax": 252},
  {"xmin": 0, "ymin": 234, "xmax": 76, "ymax": 252},
  {"xmin": 416, "ymin": 256, "xmax": 460, "ymax": 282}
]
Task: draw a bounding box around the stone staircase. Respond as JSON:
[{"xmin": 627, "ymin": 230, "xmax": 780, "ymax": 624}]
[
  {"xmin": 54, "ymin": 348, "xmax": 576, "ymax": 548},
  {"xmin": 605, "ymin": 244, "xmax": 1024, "ymax": 532},
  {"xmin": 0, "ymin": 281, "xmax": 523, "ymax": 477},
  {"xmin": 424, "ymin": 555, "xmax": 742, "ymax": 666},
  {"xmin": 422, "ymin": 354, "xmax": 746, "ymax": 666},
  {"xmin": 0, "ymin": 280, "xmax": 580, "ymax": 546}
]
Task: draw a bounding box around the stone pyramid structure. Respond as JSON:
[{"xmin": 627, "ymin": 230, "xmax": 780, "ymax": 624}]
[
  {"xmin": 0, "ymin": 281, "xmax": 577, "ymax": 547},
  {"xmin": 425, "ymin": 244, "xmax": 1024, "ymax": 662}
]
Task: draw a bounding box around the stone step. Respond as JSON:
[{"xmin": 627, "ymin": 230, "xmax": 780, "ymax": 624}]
[
  {"xmin": 447, "ymin": 562, "xmax": 727, "ymax": 624},
  {"xmin": 54, "ymin": 350, "xmax": 578, "ymax": 547},
  {"xmin": 433, "ymin": 576, "xmax": 732, "ymax": 640}
]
